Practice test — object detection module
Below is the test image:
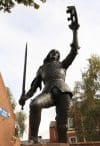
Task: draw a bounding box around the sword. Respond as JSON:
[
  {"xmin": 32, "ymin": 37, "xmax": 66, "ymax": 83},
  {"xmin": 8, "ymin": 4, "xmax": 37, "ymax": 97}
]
[{"xmin": 21, "ymin": 43, "xmax": 27, "ymax": 110}]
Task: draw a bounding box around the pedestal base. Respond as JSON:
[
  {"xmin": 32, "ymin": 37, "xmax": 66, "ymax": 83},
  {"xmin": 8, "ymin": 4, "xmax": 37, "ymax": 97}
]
[{"xmin": 21, "ymin": 141, "xmax": 69, "ymax": 146}]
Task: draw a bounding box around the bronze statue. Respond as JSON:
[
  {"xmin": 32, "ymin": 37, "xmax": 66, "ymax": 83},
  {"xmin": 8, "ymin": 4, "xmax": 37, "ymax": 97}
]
[{"xmin": 19, "ymin": 6, "xmax": 80, "ymax": 143}]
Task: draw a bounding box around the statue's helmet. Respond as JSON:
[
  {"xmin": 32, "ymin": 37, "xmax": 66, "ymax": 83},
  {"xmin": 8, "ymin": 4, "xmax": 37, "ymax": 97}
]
[{"xmin": 44, "ymin": 49, "xmax": 60, "ymax": 64}]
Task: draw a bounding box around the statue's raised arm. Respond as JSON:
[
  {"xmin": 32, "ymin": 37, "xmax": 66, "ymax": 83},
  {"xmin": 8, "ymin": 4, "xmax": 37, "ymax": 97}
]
[{"xmin": 62, "ymin": 6, "xmax": 80, "ymax": 69}]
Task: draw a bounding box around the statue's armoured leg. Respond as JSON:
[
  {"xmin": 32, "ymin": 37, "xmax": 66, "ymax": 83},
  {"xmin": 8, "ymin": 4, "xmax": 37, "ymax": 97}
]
[
  {"xmin": 29, "ymin": 102, "xmax": 41, "ymax": 142},
  {"xmin": 29, "ymin": 92, "xmax": 54, "ymax": 142},
  {"xmin": 55, "ymin": 93, "xmax": 70, "ymax": 143}
]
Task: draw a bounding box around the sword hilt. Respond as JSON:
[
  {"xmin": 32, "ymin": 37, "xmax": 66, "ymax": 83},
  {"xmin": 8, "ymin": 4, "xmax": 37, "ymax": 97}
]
[
  {"xmin": 21, "ymin": 105, "xmax": 24, "ymax": 110},
  {"xmin": 19, "ymin": 90, "xmax": 26, "ymax": 110}
]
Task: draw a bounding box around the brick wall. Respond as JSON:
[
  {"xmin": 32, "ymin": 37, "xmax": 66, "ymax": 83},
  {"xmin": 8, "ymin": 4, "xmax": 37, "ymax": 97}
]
[
  {"xmin": 0, "ymin": 73, "xmax": 16, "ymax": 146},
  {"xmin": 49, "ymin": 121, "xmax": 57, "ymax": 143}
]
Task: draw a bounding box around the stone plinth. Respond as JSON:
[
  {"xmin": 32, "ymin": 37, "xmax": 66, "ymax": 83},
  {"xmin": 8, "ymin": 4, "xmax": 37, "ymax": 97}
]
[{"xmin": 21, "ymin": 141, "xmax": 69, "ymax": 146}]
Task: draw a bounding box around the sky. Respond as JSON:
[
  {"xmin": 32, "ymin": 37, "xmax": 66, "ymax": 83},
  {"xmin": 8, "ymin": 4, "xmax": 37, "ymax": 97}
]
[{"xmin": 0, "ymin": 0, "xmax": 100, "ymax": 140}]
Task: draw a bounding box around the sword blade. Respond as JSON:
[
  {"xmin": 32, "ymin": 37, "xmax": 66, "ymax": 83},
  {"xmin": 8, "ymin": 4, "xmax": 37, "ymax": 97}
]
[{"xmin": 21, "ymin": 43, "xmax": 27, "ymax": 96}]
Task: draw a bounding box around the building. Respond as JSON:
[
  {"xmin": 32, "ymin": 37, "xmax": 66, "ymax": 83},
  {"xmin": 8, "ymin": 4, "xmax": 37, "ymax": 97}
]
[{"xmin": 0, "ymin": 73, "xmax": 20, "ymax": 146}]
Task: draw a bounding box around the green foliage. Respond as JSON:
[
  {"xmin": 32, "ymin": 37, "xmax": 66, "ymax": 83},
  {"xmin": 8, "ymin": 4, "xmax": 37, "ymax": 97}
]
[
  {"xmin": 16, "ymin": 111, "xmax": 26, "ymax": 137},
  {"xmin": 69, "ymin": 102, "xmax": 84, "ymax": 142},
  {"xmin": 82, "ymin": 55, "xmax": 100, "ymax": 101},
  {"xmin": 70, "ymin": 55, "xmax": 100, "ymax": 142},
  {"xmin": 6, "ymin": 87, "xmax": 16, "ymax": 110},
  {"xmin": 6, "ymin": 87, "xmax": 26, "ymax": 137},
  {"xmin": 0, "ymin": 0, "xmax": 46, "ymax": 12}
]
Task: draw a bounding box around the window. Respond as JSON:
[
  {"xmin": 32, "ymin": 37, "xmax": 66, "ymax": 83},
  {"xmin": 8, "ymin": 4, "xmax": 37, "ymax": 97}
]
[
  {"xmin": 0, "ymin": 107, "xmax": 9, "ymax": 119},
  {"xmin": 69, "ymin": 136, "xmax": 77, "ymax": 144}
]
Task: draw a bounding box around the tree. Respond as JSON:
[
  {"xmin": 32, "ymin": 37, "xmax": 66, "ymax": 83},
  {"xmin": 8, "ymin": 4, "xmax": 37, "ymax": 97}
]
[
  {"xmin": 69, "ymin": 101, "xmax": 84, "ymax": 142},
  {"xmin": 7, "ymin": 87, "xmax": 16, "ymax": 110},
  {"xmin": 16, "ymin": 111, "xmax": 26, "ymax": 137},
  {"xmin": 83, "ymin": 55, "xmax": 100, "ymax": 101},
  {"xmin": 7, "ymin": 87, "xmax": 26, "ymax": 137},
  {"xmin": 70, "ymin": 55, "xmax": 100, "ymax": 141},
  {"xmin": 0, "ymin": 0, "xmax": 46, "ymax": 12}
]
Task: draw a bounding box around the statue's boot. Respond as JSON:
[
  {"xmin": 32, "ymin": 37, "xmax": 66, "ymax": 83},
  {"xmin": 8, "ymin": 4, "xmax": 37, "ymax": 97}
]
[{"xmin": 29, "ymin": 136, "xmax": 38, "ymax": 144}]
